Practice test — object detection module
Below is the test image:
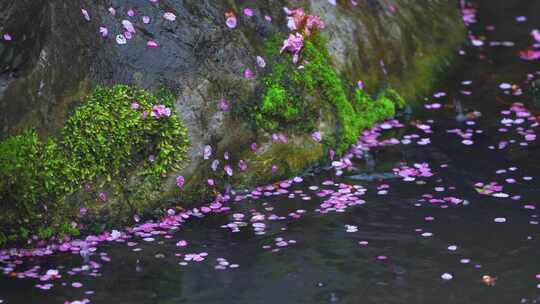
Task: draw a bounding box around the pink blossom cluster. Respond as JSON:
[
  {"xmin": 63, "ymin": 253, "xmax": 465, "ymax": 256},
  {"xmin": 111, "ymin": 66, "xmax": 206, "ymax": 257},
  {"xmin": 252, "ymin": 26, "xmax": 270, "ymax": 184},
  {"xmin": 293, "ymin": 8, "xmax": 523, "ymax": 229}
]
[
  {"xmin": 393, "ymin": 163, "xmax": 433, "ymax": 181},
  {"xmin": 284, "ymin": 8, "xmax": 325, "ymax": 34},
  {"xmin": 280, "ymin": 7, "xmax": 325, "ymax": 64},
  {"xmin": 151, "ymin": 104, "xmax": 171, "ymax": 119},
  {"xmin": 459, "ymin": 0, "xmax": 477, "ymax": 26},
  {"xmin": 474, "ymin": 182, "xmax": 503, "ymax": 195},
  {"xmin": 280, "ymin": 33, "xmax": 304, "ymax": 64}
]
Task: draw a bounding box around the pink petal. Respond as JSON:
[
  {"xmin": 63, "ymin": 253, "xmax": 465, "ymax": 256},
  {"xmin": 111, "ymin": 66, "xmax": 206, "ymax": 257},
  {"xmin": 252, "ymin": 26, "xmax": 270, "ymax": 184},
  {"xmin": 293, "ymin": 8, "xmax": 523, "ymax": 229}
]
[
  {"xmin": 99, "ymin": 27, "xmax": 108, "ymax": 37},
  {"xmin": 81, "ymin": 8, "xmax": 91, "ymax": 21},
  {"xmin": 243, "ymin": 8, "xmax": 254, "ymax": 17},
  {"xmin": 256, "ymin": 56, "xmax": 266, "ymax": 68},
  {"xmin": 122, "ymin": 20, "xmax": 136, "ymax": 33},
  {"xmin": 244, "ymin": 68, "xmax": 253, "ymax": 78},
  {"xmin": 226, "ymin": 17, "xmax": 237, "ymax": 29},
  {"xmin": 219, "ymin": 99, "xmax": 229, "ymax": 111},
  {"xmin": 203, "ymin": 145, "xmax": 213, "ymax": 160},
  {"xmin": 163, "ymin": 12, "xmax": 176, "ymax": 21},
  {"xmin": 147, "ymin": 40, "xmax": 159, "ymax": 48}
]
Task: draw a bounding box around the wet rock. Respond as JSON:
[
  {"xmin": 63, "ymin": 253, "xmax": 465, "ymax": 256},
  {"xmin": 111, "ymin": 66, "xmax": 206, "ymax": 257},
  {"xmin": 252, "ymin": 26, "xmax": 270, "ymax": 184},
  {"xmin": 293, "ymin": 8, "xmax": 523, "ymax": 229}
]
[{"xmin": 0, "ymin": 0, "xmax": 465, "ymax": 223}]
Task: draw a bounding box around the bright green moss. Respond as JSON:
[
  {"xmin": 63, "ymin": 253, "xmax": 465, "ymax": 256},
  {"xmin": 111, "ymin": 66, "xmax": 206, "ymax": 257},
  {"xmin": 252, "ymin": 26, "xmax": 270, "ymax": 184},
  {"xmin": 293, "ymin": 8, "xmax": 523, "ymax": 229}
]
[
  {"xmin": 252, "ymin": 33, "xmax": 406, "ymax": 153},
  {"xmin": 0, "ymin": 85, "xmax": 190, "ymax": 244},
  {"xmin": 247, "ymin": 35, "xmax": 319, "ymax": 133},
  {"xmin": 258, "ymin": 85, "xmax": 301, "ymax": 128}
]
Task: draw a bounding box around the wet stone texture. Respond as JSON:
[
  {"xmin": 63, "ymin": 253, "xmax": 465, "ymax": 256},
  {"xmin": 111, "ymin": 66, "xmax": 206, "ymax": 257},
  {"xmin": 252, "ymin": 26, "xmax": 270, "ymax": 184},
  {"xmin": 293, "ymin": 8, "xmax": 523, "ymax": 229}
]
[{"xmin": 0, "ymin": 0, "xmax": 464, "ymax": 220}]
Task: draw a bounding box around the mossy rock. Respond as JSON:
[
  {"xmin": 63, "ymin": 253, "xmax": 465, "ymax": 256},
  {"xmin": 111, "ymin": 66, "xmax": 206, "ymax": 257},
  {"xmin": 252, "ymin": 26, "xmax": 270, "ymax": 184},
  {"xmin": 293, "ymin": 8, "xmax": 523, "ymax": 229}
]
[
  {"xmin": 244, "ymin": 32, "xmax": 404, "ymax": 154},
  {"xmin": 0, "ymin": 85, "xmax": 190, "ymax": 244}
]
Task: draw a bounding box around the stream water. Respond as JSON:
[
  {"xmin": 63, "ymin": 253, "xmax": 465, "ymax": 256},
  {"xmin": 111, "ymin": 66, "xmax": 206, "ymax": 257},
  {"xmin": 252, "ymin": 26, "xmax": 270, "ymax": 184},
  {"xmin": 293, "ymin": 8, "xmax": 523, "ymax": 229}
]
[{"xmin": 1, "ymin": 1, "xmax": 540, "ymax": 303}]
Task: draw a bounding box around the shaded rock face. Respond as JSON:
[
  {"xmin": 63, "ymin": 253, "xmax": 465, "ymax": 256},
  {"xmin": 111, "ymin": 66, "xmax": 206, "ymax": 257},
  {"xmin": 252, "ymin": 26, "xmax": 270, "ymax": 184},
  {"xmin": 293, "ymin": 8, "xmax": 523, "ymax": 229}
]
[{"xmin": 0, "ymin": 0, "xmax": 464, "ymax": 220}]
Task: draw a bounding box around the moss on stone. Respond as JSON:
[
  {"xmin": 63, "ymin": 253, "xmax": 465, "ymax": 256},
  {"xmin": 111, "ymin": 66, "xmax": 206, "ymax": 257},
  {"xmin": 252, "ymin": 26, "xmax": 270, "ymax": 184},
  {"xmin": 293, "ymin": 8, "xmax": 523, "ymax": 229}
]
[
  {"xmin": 0, "ymin": 85, "xmax": 190, "ymax": 244},
  {"xmin": 236, "ymin": 135, "xmax": 325, "ymax": 186},
  {"xmin": 252, "ymin": 33, "xmax": 405, "ymax": 154}
]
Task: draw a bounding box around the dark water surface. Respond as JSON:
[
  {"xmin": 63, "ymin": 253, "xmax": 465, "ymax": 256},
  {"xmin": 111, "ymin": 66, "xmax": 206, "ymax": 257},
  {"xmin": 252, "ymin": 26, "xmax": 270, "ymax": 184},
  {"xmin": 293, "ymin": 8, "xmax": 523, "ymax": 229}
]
[{"xmin": 1, "ymin": 0, "xmax": 540, "ymax": 303}]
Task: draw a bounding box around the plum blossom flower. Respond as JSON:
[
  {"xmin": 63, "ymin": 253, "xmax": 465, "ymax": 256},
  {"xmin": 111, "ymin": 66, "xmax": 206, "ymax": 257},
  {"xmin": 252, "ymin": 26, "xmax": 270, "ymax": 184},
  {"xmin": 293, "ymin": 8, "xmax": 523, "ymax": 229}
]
[
  {"xmin": 284, "ymin": 7, "xmax": 305, "ymax": 31},
  {"xmin": 151, "ymin": 105, "xmax": 171, "ymax": 118},
  {"xmin": 280, "ymin": 33, "xmax": 304, "ymax": 64},
  {"xmin": 281, "ymin": 8, "xmax": 324, "ymax": 63},
  {"xmin": 176, "ymin": 176, "xmax": 185, "ymax": 188},
  {"xmin": 305, "ymin": 15, "xmax": 325, "ymax": 36}
]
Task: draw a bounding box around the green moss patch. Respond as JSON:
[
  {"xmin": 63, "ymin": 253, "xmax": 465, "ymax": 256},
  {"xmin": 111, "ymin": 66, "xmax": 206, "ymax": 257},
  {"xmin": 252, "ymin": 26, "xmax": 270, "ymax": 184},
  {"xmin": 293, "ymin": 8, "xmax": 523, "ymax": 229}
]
[
  {"xmin": 250, "ymin": 33, "xmax": 405, "ymax": 153},
  {"xmin": 0, "ymin": 85, "xmax": 189, "ymax": 245}
]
